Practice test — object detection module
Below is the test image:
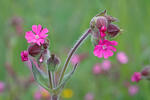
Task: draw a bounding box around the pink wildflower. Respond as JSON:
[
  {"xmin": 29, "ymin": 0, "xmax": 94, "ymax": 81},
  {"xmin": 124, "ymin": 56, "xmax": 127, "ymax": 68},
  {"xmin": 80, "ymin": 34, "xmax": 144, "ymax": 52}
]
[
  {"xmin": 21, "ymin": 50, "xmax": 28, "ymax": 61},
  {"xmin": 131, "ymin": 72, "xmax": 142, "ymax": 82},
  {"xmin": 84, "ymin": 93, "xmax": 94, "ymax": 100},
  {"xmin": 128, "ymin": 85, "xmax": 139, "ymax": 96},
  {"xmin": 25, "ymin": 24, "xmax": 48, "ymax": 46},
  {"xmin": 71, "ymin": 54, "xmax": 80, "ymax": 65},
  {"xmin": 93, "ymin": 39, "xmax": 118, "ymax": 59},
  {"xmin": 0, "ymin": 82, "xmax": 5, "ymax": 93},
  {"xmin": 117, "ymin": 52, "xmax": 128, "ymax": 64},
  {"xmin": 92, "ymin": 63, "xmax": 102, "ymax": 75},
  {"xmin": 101, "ymin": 60, "xmax": 111, "ymax": 71}
]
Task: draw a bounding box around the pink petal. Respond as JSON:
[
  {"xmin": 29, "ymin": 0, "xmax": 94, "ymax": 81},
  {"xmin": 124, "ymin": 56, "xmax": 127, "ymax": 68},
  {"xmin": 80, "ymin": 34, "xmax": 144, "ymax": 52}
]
[
  {"xmin": 25, "ymin": 31, "xmax": 35, "ymax": 43},
  {"xmin": 103, "ymin": 50, "xmax": 109, "ymax": 59},
  {"xmin": 32, "ymin": 24, "xmax": 42, "ymax": 34},
  {"xmin": 107, "ymin": 50, "xmax": 114, "ymax": 56},
  {"xmin": 110, "ymin": 41, "xmax": 118, "ymax": 46},
  {"xmin": 39, "ymin": 28, "xmax": 49, "ymax": 38},
  {"xmin": 37, "ymin": 24, "xmax": 42, "ymax": 34},
  {"xmin": 32, "ymin": 25, "xmax": 38, "ymax": 33},
  {"xmin": 93, "ymin": 45, "xmax": 103, "ymax": 58},
  {"xmin": 108, "ymin": 46, "xmax": 117, "ymax": 52}
]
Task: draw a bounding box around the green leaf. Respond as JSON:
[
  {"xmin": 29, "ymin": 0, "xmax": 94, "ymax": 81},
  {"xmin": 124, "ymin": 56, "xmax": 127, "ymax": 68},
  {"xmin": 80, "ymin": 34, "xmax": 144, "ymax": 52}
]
[
  {"xmin": 55, "ymin": 64, "xmax": 78, "ymax": 91},
  {"xmin": 31, "ymin": 61, "xmax": 50, "ymax": 91}
]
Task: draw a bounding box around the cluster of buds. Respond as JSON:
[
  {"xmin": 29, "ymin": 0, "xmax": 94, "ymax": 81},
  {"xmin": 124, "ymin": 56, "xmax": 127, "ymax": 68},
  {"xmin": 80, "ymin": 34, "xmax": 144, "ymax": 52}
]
[
  {"xmin": 20, "ymin": 10, "xmax": 122, "ymax": 100},
  {"xmin": 90, "ymin": 10, "xmax": 121, "ymax": 59}
]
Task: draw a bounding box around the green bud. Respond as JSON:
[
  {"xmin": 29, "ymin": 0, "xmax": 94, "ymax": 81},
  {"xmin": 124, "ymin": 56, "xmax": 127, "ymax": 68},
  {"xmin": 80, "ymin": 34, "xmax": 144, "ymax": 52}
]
[{"xmin": 47, "ymin": 54, "xmax": 60, "ymax": 72}]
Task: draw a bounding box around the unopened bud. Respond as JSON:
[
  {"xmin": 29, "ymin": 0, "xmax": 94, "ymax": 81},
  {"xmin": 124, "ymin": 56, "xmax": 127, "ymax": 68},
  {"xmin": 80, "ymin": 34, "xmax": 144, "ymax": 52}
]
[
  {"xmin": 28, "ymin": 44, "xmax": 42, "ymax": 57},
  {"xmin": 90, "ymin": 16, "xmax": 108, "ymax": 46},
  {"xmin": 42, "ymin": 39, "xmax": 49, "ymax": 49},
  {"xmin": 90, "ymin": 16, "xmax": 108, "ymax": 30},
  {"xmin": 107, "ymin": 24, "xmax": 120, "ymax": 38},
  {"xmin": 47, "ymin": 54, "xmax": 60, "ymax": 71},
  {"xmin": 141, "ymin": 66, "xmax": 150, "ymax": 79}
]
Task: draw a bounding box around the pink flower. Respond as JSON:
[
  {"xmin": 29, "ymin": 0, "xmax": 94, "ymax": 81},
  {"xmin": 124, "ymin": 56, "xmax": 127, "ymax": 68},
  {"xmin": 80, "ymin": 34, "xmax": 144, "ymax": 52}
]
[
  {"xmin": 101, "ymin": 60, "xmax": 111, "ymax": 71},
  {"xmin": 34, "ymin": 90, "xmax": 41, "ymax": 100},
  {"xmin": 117, "ymin": 52, "xmax": 128, "ymax": 64},
  {"xmin": 128, "ymin": 85, "xmax": 139, "ymax": 96},
  {"xmin": 92, "ymin": 63, "xmax": 102, "ymax": 75},
  {"xmin": 25, "ymin": 24, "xmax": 48, "ymax": 46},
  {"xmin": 84, "ymin": 93, "xmax": 94, "ymax": 100},
  {"xmin": 0, "ymin": 82, "xmax": 5, "ymax": 93},
  {"xmin": 93, "ymin": 39, "xmax": 118, "ymax": 59},
  {"xmin": 71, "ymin": 54, "xmax": 80, "ymax": 65},
  {"xmin": 131, "ymin": 72, "xmax": 142, "ymax": 82},
  {"xmin": 21, "ymin": 50, "xmax": 28, "ymax": 61}
]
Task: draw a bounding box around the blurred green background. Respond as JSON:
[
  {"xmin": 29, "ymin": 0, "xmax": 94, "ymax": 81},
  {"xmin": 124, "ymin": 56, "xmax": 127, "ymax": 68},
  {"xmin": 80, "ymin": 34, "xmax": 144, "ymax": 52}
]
[{"xmin": 0, "ymin": 0, "xmax": 150, "ymax": 100}]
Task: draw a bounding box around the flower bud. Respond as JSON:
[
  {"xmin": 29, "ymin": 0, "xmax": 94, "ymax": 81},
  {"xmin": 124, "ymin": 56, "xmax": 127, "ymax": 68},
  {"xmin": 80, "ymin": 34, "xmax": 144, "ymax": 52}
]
[
  {"xmin": 28, "ymin": 44, "xmax": 42, "ymax": 57},
  {"xmin": 90, "ymin": 16, "xmax": 108, "ymax": 46},
  {"xmin": 47, "ymin": 54, "xmax": 60, "ymax": 71},
  {"xmin": 107, "ymin": 24, "xmax": 120, "ymax": 38},
  {"xmin": 42, "ymin": 39, "xmax": 49, "ymax": 49},
  {"xmin": 141, "ymin": 66, "xmax": 150, "ymax": 79},
  {"xmin": 104, "ymin": 15, "xmax": 118, "ymax": 24},
  {"xmin": 21, "ymin": 50, "xmax": 28, "ymax": 62},
  {"xmin": 90, "ymin": 16, "xmax": 108, "ymax": 30}
]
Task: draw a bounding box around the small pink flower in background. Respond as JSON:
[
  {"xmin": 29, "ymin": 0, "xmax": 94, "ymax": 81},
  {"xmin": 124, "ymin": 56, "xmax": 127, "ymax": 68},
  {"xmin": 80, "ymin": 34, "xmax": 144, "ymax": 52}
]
[
  {"xmin": 93, "ymin": 39, "xmax": 118, "ymax": 59},
  {"xmin": 21, "ymin": 50, "xmax": 28, "ymax": 62},
  {"xmin": 0, "ymin": 82, "xmax": 5, "ymax": 93},
  {"xmin": 117, "ymin": 52, "xmax": 128, "ymax": 64},
  {"xmin": 84, "ymin": 93, "xmax": 94, "ymax": 100},
  {"xmin": 71, "ymin": 54, "xmax": 80, "ymax": 65},
  {"xmin": 128, "ymin": 85, "xmax": 139, "ymax": 96},
  {"xmin": 101, "ymin": 60, "xmax": 111, "ymax": 71},
  {"xmin": 92, "ymin": 63, "xmax": 102, "ymax": 75},
  {"xmin": 34, "ymin": 90, "xmax": 42, "ymax": 100},
  {"xmin": 131, "ymin": 72, "xmax": 142, "ymax": 82},
  {"xmin": 25, "ymin": 24, "xmax": 48, "ymax": 46}
]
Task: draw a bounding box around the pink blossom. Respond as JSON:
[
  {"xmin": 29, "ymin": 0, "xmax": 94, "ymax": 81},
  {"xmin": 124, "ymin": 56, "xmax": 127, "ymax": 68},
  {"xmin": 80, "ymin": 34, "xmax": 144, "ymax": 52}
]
[
  {"xmin": 71, "ymin": 54, "xmax": 80, "ymax": 65},
  {"xmin": 117, "ymin": 52, "xmax": 128, "ymax": 64},
  {"xmin": 21, "ymin": 50, "xmax": 28, "ymax": 61},
  {"xmin": 92, "ymin": 63, "xmax": 102, "ymax": 75},
  {"xmin": 84, "ymin": 93, "xmax": 94, "ymax": 100},
  {"xmin": 25, "ymin": 24, "xmax": 48, "ymax": 46},
  {"xmin": 128, "ymin": 85, "xmax": 139, "ymax": 96},
  {"xmin": 34, "ymin": 90, "xmax": 41, "ymax": 100},
  {"xmin": 101, "ymin": 60, "xmax": 111, "ymax": 71},
  {"xmin": 93, "ymin": 39, "xmax": 118, "ymax": 59},
  {"xmin": 131, "ymin": 72, "xmax": 142, "ymax": 82},
  {"xmin": 0, "ymin": 82, "xmax": 5, "ymax": 93}
]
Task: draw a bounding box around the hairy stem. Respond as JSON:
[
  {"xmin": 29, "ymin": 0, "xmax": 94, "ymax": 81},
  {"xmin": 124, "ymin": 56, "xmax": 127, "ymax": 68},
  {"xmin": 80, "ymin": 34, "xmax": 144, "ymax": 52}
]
[
  {"xmin": 51, "ymin": 94, "xmax": 60, "ymax": 100},
  {"xmin": 58, "ymin": 28, "xmax": 91, "ymax": 84},
  {"xmin": 48, "ymin": 70, "xmax": 53, "ymax": 89}
]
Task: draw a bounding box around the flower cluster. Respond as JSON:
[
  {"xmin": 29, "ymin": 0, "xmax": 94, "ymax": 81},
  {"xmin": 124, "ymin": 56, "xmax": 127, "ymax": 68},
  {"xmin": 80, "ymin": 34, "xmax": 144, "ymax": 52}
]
[
  {"xmin": 21, "ymin": 24, "xmax": 49, "ymax": 62},
  {"xmin": 20, "ymin": 10, "xmax": 122, "ymax": 100},
  {"xmin": 91, "ymin": 10, "xmax": 120, "ymax": 59}
]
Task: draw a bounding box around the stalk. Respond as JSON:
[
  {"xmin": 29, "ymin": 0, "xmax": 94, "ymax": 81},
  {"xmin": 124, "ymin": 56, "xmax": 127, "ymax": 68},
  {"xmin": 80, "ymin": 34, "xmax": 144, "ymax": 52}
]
[{"xmin": 58, "ymin": 28, "xmax": 91, "ymax": 84}]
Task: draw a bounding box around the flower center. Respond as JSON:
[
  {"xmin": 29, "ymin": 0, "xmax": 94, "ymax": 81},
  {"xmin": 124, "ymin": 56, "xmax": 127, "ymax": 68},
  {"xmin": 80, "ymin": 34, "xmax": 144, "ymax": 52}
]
[
  {"xmin": 102, "ymin": 45, "xmax": 107, "ymax": 49},
  {"xmin": 35, "ymin": 35, "xmax": 39, "ymax": 39}
]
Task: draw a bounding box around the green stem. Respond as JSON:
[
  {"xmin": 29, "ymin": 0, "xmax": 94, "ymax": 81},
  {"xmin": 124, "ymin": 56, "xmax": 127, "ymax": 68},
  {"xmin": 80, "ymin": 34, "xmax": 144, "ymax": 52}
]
[
  {"xmin": 58, "ymin": 29, "xmax": 91, "ymax": 84},
  {"xmin": 48, "ymin": 70, "xmax": 53, "ymax": 89}
]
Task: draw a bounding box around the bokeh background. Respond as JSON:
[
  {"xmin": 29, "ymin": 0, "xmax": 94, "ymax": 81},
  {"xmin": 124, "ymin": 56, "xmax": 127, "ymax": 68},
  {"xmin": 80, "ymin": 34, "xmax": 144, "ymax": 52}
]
[{"xmin": 0, "ymin": 0, "xmax": 150, "ymax": 100}]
